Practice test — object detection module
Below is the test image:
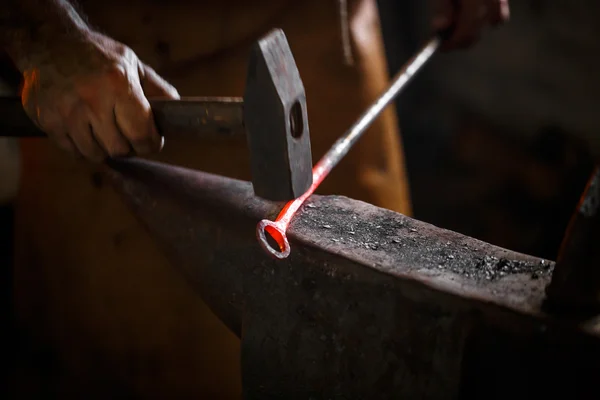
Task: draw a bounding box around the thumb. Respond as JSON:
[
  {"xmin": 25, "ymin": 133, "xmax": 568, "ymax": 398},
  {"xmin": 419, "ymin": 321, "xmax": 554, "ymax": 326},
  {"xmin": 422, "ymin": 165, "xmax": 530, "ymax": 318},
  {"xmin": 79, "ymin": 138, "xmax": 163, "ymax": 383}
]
[
  {"xmin": 138, "ymin": 62, "xmax": 179, "ymax": 153},
  {"xmin": 432, "ymin": 0, "xmax": 455, "ymax": 31},
  {"xmin": 488, "ymin": 0, "xmax": 510, "ymax": 26},
  {"xmin": 139, "ymin": 63, "xmax": 180, "ymax": 100}
]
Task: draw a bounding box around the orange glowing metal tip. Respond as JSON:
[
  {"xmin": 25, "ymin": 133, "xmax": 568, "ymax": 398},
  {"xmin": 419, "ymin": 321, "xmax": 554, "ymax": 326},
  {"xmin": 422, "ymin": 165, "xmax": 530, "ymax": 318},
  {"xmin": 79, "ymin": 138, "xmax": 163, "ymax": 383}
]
[{"xmin": 257, "ymin": 37, "xmax": 441, "ymax": 259}]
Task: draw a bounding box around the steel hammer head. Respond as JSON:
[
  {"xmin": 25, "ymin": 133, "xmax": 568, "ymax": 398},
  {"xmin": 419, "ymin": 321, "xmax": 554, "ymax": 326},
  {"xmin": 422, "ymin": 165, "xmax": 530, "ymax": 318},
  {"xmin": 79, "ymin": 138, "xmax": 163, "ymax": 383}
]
[{"xmin": 244, "ymin": 29, "xmax": 313, "ymax": 202}]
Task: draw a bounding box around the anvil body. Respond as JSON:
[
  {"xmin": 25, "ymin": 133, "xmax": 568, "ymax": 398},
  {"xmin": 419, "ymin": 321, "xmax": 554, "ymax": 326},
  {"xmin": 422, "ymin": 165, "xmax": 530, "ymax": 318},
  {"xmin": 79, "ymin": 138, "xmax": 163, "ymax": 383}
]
[{"xmin": 106, "ymin": 159, "xmax": 600, "ymax": 399}]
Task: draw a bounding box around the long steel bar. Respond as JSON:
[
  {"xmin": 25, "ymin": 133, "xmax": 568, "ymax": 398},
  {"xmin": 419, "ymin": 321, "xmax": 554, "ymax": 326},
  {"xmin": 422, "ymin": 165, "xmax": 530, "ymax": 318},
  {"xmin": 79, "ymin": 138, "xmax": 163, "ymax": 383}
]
[{"xmin": 257, "ymin": 36, "xmax": 441, "ymax": 259}]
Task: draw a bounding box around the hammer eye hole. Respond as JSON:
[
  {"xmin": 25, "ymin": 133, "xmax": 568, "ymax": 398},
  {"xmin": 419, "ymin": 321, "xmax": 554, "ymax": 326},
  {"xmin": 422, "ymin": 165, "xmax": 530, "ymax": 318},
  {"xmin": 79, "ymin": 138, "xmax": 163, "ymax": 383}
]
[{"xmin": 289, "ymin": 101, "xmax": 304, "ymax": 139}]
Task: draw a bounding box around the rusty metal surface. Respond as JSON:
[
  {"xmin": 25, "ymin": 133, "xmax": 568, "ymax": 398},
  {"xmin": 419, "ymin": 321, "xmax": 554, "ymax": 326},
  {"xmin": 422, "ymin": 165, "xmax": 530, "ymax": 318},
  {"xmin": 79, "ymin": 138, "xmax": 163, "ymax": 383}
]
[
  {"xmin": 244, "ymin": 28, "xmax": 313, "ymax": 202},
  {"xmin": 546, "ymin": 166, "xmax": 600, "ymax": 312},
  {"xmin": 105, "ymin": 158, "xmax": 600, "ymax": 399}
]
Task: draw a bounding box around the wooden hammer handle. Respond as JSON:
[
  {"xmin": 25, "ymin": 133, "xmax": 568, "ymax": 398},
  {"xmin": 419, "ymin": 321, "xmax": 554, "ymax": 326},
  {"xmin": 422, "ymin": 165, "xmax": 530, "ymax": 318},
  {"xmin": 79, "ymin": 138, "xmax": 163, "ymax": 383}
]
[{"xmin": 0, "ymin": 96, "xmax": 245, "ymax": 138}]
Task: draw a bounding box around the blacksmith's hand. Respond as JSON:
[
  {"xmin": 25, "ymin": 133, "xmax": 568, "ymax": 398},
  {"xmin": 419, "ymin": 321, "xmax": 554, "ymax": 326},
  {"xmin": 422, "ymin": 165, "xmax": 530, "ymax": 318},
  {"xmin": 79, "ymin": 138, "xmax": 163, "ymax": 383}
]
[
  {"xmin": 432, "ymin": 0, "xmax": 510, "ymax": 50},
  {"xmin": 20, "ymin": 31, "xmax": 179, "ymax": 161}
]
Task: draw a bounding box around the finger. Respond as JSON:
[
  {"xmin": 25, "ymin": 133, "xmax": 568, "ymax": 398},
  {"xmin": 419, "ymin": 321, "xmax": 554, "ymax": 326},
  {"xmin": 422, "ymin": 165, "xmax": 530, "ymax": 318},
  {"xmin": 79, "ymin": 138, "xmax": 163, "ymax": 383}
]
[
  {"xmin": 88, "ymin": 107, "xmax": 132, "ymax": 158},
  {"xmin": 22, "ymin": 90, "xmax": 56, "ymax": 133},
  {"xmin": 44, "ymin": 121, "xmax": 80, "ymax": 156},
  {"xmin": 114, "ymin": 82, "xmax": 162, "ymax": 155},
  {"xmin": 488, "ymin": 0, "xmax": 510, "ymax": 26},
  {"xmin": 53, "ymin": 132, "xmax": 79, "ymax": 155},
  {"xmin": 500, "ymin": 0, "xmax": 510, "ymax": 21},
  {"xmin": 79, "ymin": 84, "xmax": 133, "ymax": 158},
  {"xmin": 446, "ymin": 0, "xmax": 487, "ymax": 49},
  {"xmin": 66, "ymin": 105, "xmax": 107, "ymax": 162},
  {"xmin": 139, "ymin": 63, "xmax": 180, "ymax": 99},
  {"xmin": 20, "ymin": 70, "xmax": 42, "ymax": 126},
  {"xmin": 137, "ymin": 63, "xmax": 178, "ymax": 153},
  {"xmin": 33, "ymin": 109, "xmax": 79, "ymax": 156},
  {"xmin": 431, "ymin": 0, "xmax": 456, "ymax": 33}
]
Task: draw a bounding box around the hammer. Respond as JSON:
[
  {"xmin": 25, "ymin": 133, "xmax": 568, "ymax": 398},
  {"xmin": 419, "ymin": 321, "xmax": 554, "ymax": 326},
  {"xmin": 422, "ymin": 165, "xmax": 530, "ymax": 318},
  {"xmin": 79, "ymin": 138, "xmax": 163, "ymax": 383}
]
[{"xmin": 0, "ymin": 28, "xmax": 313, "ymax": 202}]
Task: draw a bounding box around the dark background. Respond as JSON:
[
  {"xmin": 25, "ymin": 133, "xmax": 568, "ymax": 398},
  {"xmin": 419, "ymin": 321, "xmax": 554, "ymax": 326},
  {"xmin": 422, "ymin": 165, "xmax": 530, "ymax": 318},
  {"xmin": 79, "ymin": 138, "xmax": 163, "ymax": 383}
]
[{"xmin": 377, "ymin": 0, "xmax": 597, "ymax": 260}]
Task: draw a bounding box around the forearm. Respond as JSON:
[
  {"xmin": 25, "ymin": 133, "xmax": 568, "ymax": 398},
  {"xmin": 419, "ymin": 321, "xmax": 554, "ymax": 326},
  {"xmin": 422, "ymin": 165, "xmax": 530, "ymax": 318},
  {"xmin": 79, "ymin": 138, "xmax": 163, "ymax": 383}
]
[{"xmin": 0, "ymin": 0, "xmax": 90, "ymax": 71}]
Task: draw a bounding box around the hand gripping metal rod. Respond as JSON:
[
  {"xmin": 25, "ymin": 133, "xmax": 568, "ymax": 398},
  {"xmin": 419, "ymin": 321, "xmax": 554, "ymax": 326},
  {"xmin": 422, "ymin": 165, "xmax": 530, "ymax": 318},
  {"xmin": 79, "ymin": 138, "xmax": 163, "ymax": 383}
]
[{"xmin": 257, "ymin": 36, "xmax": 441, "ymax": 259}]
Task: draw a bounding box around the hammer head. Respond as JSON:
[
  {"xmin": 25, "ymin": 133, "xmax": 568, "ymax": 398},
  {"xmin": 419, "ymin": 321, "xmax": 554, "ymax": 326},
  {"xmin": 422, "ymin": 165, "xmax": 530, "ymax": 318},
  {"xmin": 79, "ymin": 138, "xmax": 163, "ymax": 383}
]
[{"xmin": 244, "ymin": 29, "xmax": 313, "ymax": 202}]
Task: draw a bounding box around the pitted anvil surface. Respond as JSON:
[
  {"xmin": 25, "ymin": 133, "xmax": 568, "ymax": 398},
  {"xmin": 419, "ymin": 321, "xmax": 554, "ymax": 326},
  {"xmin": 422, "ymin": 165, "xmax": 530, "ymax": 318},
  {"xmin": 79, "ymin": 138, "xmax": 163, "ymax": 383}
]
[{"xmin": 105, "ymin": 158, "xmax": 600, "ymax": 400}]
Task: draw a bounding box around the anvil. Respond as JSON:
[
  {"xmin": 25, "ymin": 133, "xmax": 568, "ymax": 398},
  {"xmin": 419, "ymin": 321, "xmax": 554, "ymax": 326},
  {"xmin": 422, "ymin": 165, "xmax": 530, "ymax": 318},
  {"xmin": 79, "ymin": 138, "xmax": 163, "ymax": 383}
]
[{"xmin": 104, "ymin": 158, "xmax": 600, "ymax": 399}]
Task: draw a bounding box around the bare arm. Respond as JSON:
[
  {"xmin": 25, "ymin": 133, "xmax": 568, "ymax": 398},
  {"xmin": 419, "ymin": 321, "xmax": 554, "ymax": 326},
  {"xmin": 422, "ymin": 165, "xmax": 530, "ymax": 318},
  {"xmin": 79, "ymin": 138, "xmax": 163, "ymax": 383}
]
[
  {"xmin": 0, "ymin": 0, "xmax": 180, "ymax": 161},
  {"xmin": 1, "ymin": 0, "xmax": 90, "ymax": 70}
]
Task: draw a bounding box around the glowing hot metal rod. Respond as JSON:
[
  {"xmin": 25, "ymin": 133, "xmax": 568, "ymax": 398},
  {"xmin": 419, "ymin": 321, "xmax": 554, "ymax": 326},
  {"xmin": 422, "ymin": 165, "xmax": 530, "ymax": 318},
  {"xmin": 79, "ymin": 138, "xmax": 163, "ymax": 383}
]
[{"xmin": 257, "ymin": 36, "xmax": 441, "ymax": 259}]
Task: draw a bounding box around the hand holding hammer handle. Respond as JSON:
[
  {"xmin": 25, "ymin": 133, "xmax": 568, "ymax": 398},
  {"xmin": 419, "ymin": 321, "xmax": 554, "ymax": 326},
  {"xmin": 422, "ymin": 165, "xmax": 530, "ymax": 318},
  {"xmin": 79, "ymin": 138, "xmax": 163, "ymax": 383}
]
[
  {"xmin": 0, "ymin": 28, "xmax": 313, "ymax": 202},
  {"xmin": 0, "ymin": 96, "xmax": 245, "ymax": 138}
]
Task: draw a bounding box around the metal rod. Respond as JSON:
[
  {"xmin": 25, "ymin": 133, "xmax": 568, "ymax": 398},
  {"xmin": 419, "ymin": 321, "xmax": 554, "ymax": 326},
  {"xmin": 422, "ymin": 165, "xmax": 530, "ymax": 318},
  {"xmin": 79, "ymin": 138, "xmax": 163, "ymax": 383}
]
[{"xmin": 257, "ymin": 36, "xmax": 441, "ymax": 259}]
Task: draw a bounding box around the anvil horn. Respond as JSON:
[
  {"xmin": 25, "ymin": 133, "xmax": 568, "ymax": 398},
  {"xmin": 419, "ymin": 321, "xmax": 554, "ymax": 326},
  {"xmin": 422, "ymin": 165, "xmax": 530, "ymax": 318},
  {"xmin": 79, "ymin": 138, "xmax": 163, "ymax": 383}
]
[{"xmin": 104, "ymin": 158, "xmax": 279, "ymax": 337}]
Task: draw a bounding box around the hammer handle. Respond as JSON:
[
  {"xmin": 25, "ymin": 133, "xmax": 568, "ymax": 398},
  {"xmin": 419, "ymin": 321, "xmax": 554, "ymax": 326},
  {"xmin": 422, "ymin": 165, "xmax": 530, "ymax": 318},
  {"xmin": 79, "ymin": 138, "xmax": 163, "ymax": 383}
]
[{"xmin": 0, "ymin": 96, "xmax": 244, "ymax": 138}]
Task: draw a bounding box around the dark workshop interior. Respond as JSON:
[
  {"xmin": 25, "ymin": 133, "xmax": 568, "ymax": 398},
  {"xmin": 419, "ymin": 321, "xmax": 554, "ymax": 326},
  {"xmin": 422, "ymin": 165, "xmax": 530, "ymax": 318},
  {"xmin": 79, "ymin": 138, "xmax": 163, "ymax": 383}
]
[
  {"xmin": 1, "ymin": 0, "xmax": 599, "ymax": 398},
  {"xmin": 379, "ymin": 0, "xmax": 597, "ymax": 260}
]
